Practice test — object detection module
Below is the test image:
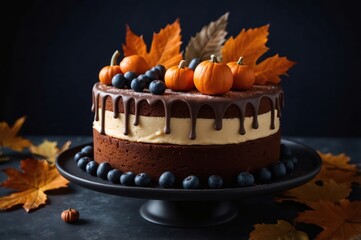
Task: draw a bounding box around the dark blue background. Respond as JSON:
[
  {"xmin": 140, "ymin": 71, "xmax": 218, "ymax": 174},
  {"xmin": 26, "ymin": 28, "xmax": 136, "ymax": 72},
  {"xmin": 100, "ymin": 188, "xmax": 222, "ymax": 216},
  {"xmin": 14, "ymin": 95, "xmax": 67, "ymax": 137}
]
[{"xmin": 1, "ymin": 0, "xmax": 360, "ymax": 137}]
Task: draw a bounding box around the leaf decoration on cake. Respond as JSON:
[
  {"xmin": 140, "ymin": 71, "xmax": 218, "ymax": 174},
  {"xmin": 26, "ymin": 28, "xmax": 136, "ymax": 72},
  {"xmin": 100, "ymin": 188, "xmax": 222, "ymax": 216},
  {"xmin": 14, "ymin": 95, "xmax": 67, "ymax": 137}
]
[
  {"xmin": 249, "ymin": 220, "xmax": 309, "ymax": 240},
  {"xmin": 296, "ymin": 200, "xmax": 361, "ymax": 240},
  {"xmin": 221, "ymin": 24, "xmax": 295, "ymax": 84},
  {"xmin": 29, "ymin": 140, "xmax": 71, "ymax": 165},
  {"xmin": 0, "ymin": 116, "xmax": 32, "ymax": 161},
  {"xmin": 0, "ymin": 159, "xmax": 69, "ymax": 212},
  {"xmin": 316, "ymin": 152, "xmax": 361, "ymax": 185},
  {"xmin": 122, "ymin": 19, "xmax": 182, "ymax": 69},
  {"xmin": 184, "ymin": 12, "xmax": 229, "ymax": 64},
  {"xmin": 275, "ymin": 180, "xmax": 352, "ymax": 205}
]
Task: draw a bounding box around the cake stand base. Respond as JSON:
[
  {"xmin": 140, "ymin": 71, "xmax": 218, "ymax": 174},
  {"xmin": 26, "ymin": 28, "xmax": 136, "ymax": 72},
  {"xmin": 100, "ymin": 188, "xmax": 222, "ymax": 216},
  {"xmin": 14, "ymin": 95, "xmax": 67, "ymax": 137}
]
[{"xmin": 140, "ymin": 200, "xmax": 237, "ymax": 227}]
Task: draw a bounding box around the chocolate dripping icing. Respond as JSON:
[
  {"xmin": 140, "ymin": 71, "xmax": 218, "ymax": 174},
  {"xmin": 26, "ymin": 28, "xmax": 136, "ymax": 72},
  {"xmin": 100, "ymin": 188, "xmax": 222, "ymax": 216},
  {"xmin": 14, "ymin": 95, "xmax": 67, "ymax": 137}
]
[{"xmin": 92, "ymin": 83, "xmax": 284, "ymax": 140}]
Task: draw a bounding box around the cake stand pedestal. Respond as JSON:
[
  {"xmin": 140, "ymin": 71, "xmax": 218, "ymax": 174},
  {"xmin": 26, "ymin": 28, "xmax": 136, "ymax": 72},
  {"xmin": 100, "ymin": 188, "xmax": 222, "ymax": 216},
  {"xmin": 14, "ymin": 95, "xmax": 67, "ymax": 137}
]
[{"xmin": 56, "ymin": 139, "xmax": 322, "ymax": 227}]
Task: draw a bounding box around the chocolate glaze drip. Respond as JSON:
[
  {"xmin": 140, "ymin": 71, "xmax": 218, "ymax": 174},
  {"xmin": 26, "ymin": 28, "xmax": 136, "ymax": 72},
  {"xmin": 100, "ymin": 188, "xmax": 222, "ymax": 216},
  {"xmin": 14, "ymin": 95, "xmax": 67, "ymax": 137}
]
[{"xmin": 92, "ymin": 83, "xmax": 284, "ymax": 139}]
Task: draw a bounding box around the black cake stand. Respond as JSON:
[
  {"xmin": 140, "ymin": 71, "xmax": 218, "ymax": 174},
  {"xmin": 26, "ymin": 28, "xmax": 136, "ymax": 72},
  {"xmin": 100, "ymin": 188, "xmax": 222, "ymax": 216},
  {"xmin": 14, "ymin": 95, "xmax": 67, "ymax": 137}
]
[{"xmin": 56, "ymin": 139, "xmax": 322, "ymax": 227}]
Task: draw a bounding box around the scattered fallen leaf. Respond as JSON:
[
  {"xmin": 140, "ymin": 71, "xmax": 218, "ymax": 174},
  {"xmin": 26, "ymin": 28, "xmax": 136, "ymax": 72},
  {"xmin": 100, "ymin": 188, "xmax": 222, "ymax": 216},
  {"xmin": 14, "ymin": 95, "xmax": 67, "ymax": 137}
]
[
  {"xmin": 296, "ymin": 200, "xmax": 361, "ymax": 240},
  {"xmin": 0, "ymin": 116, "xmax": 32, "ymax": 154},
  {"xmin": 249, "ymin": 220, "xmax": 309, "ymax": 240},
  {"xmin": 185, "ymin": 12, "xmax": 229, "ymax": 63},
  {"xmin": 122, "ymin": 19, "xmax": 182, "ymax": 68},
  {"xmin": 316, "ymin": 152, "xmax": 360, "ymax": 185},
  {"xmin": 275, "ymin": 180, "xmax": 352, "ymax": 205},
  {"xmin": 254, "ymin": 54, "xmax": 295, "ymax": 84},
  {"xmin": 0, "ymin": 159, "xmax": 69, "ymax": 212},
  {"xmin": 29, "ymin": 140, "xmax": 71, "ymax": 165}
]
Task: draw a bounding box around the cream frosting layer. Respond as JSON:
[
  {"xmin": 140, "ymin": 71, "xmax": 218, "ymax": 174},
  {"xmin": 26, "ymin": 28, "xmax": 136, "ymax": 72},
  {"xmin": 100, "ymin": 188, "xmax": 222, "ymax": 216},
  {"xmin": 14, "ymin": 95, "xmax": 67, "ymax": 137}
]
[{"xmin": 93, "ymin": 109, "xmax": 279, "ymax": 145}]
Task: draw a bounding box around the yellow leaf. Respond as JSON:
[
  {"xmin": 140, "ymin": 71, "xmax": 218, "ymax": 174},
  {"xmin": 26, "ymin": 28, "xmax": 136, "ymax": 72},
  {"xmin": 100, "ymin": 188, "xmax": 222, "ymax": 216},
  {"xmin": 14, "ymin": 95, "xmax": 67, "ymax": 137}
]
[
  {"xmin": 0, "ymin": 159, "xmax": 69, "ymax": 212},
  {"xmin": 296, "ymin": 200, "xmax": 361, "ymax": 240},
  {"xmin": 254, "ymin": 54, "xmax": 296, "ymax": 84},
  {"xmin": 29, "ymin": 140, "xmax": 71, "ymax": 165},
  {"xmin": 249, "ymin": 220, "xmax": 309, "ymax": 240},
  {"xmin": 316, "ymin": 152, "xmax": 360, "ymax": 185},
  {"xmin": 222, "ymin": 25, "xmax": 270, "ymax": 66},
  {"xmin": 0, "ymin": 116, "xmax": 32, "ymax": 152},
  {"xmin": 275, "ymin": 180, "xmax": 352, "ymax": 205}
]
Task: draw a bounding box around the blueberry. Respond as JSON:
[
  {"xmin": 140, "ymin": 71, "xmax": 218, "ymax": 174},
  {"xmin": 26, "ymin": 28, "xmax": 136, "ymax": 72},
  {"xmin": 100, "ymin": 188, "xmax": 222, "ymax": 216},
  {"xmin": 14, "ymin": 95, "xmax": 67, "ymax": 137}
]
[
  {"xmin": 208, "ymin": 175, "xmax": 223, "ymax": 189},
  {"xmin": 137, "ymin": 74, "xmax": 151, "ymax": 87},
  {"xmin": 237, "ymin": 172, "xmax": 255, "ymax": 187},
  {"xmin": 281, "ymin": 154, "xmax": 298, "ymax": 166},
  {"xmin": 111, "ymin": 73, "xmax": 127, "ymax": 89},
  {"xmin": 159, "ymin": 171, "xmax": 176, "ymax": 188},
  {"xmin": 120, "ymin": 172, "xmax": 136, "ymax": 186},
  {"xmin": 182, "ymin": 175, "xmax": 200, "ymax": 189},
  {"xmin": 81, "ymin": 145, "xmax": 93, "ymax": 158},
  {"xmin": 282, "ymin": 158, "xmax": 294, "ymax": 172},
  {"xmin": 155, "ymin": 65, "xmax": 166, "ymax": 79},
  {"xmin": 150, "ymin": 66, "xmax": 162, "ymax": 79},
  {"xmin": 135, "ymin": 173, "xmax": 152, "ymax": 187},
  {"xmin": 107, "ymin": 169, "xmax": 122, "ymax": 184},
  {"xmin": 281, "ymin": 143, "xmax": 292, "ymax": 156},
  {"xmin": 149, "ymin": 80, "xmax": 166, "ymax": 95},
  {"xmin": 77, "ymin": 157, "xmax": 91, "ymax": 171},
  {"xmin": 74, "ymin": 151, "xmax": 86, "ymax": 163},
  {"xmin": 270, "ymin": 161, "xmax": 287, "ymax": 178},
  {"xmin": 145, "ymin": 69, "xmax": 159, "ymax": 81},
  {"xmin": 188, "ymin": 58, "xmax": 201, "ymax": 71},
  {"xmin": 97, "ymin": 162, "xmax": 113, "ymax": 180},
  {"xmin": 86, "ymin": 161, "xmax": 98, "ymax": 176},
  {"xmin": 131, "ymin": 77, "xmax": 146, "ymax": 92},
  {"xmin": 256, "ymin": 168, "xmax": 272, "ymax": 183},
  {"xmin": 124, "ymin": 71, "xmax": 138, "ymax": 88}
]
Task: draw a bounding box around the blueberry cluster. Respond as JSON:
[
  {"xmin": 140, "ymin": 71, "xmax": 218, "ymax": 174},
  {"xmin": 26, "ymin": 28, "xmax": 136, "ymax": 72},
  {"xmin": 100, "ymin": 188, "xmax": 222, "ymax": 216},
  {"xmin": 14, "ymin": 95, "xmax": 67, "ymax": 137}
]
[{"xmin": 111, "ymin": 65, "xmax": 166, "ymax": 95}]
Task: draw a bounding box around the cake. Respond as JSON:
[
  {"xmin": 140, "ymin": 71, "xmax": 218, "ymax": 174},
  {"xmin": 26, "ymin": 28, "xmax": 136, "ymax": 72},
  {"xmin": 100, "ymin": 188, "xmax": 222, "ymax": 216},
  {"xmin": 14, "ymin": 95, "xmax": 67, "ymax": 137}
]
[{"xmin": 92, "ymin": 82, "xmax": 283, "ymax": 186}]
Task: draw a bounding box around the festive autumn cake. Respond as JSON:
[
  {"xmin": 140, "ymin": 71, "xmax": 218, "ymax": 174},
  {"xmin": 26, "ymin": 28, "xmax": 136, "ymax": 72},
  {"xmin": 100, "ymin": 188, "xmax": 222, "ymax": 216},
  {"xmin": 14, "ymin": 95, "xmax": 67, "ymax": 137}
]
[{"xmin": 89, "ymin": 13, "xmax": 294, "ymax": 188}]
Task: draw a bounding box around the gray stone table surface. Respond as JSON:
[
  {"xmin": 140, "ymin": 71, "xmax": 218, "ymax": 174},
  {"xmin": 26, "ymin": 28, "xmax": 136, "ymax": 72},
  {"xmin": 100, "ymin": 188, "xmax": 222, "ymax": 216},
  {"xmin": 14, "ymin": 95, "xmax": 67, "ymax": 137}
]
[{"xmin": 0, "ymin": 136, "xmax": 360, "ymax": 240}]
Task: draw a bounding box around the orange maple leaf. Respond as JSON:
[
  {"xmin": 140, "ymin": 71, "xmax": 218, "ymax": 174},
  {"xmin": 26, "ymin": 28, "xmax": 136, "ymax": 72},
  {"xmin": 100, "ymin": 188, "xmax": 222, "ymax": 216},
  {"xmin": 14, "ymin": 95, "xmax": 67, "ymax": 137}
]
[
  {"xmin": 0, "ymin": 116, "xmax": 32, "ymax": 152},
  {"xmin": 122, "ymin": 19, "xmax": 182, "ymax": 69},
  {"xmin": 316, "ymin": 152, "xmax": 360, "ymax": 185},
  {"xmin": 29, "ymin": 140, "xmax": 71, "ymax": 165},
  {"xmin": 296, "ymin": 200, "xmax": 361, "ymax": 240},
  {"xmin": 249, "ymin": 220, "xmax": 309, "ymax": 240},
  {"xmin": 275, "ymin": 180, "xmax": 352, "ymax": 205},
  {"xmin": 0, "ymin": 159, "xmax": 69, "ymax": 212}
]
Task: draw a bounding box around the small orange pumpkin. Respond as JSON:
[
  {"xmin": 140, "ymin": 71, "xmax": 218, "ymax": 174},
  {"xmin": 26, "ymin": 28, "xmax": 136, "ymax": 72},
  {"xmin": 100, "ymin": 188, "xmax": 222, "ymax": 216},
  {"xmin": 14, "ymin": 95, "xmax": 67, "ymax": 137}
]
[
  {"xmin": 98, "ymin": 50, "xmax": 122, "ymax": 85},
  {"xmin": 61, "ymin": 208, "xmax": 79, "ymax": 223},
  {"xmin": 193, "ymin": 55, "xmax": 233, "ymax": 95},
  {"xmin": 165, "ymin": 60, "xmax": 194, "ymax": 91},
  {"xmin": 119, "ymin": 55, "xmax": 149, "ymax": 75},
  {"xmin": 227, "ymin": 56, "xmax": 255, "ymax": 90}
]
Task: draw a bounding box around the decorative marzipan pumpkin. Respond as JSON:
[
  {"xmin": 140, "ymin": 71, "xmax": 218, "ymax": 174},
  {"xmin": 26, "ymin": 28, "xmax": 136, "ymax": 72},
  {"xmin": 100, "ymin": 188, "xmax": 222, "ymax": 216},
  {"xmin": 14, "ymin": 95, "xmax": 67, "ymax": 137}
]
[
  {"xmin": 165, "ymin": 60, "xmax": 194, "ymax": 91},
  {"xmin": 61, "ymin": 208, "xmax": 80, "ymax": 223},
  {"xmin": 98, "ymin": 50, "xmax": 122, "ymax": 85},
  {"xmin": 193, "ymin": 55, "xmax": 233, "ymax": 95},
  {"xmin": 119, "ymin": 55, "xmax": 149, "ymax": 75},
  {"xmin": 227, "ymin": 56, "xmax": 255, "ymax": 90}
]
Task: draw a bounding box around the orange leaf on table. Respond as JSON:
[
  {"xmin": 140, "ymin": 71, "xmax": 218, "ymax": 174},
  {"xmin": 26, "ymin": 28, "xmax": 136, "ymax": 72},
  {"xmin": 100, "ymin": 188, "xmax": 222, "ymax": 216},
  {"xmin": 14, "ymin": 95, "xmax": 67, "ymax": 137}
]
[
  {"xmin": 122, "ymin": 19, "xmax": 182, "ymax": 69},
  {"xmin": 221, "ymin": 25, "xmax": 270, "ymax": 66},
  {"xmin": 249, "ymin": 220, "xmax": 309, "ymax": 240},
  {"xmin": 29, "ymin": 140, "xmax": 71, "ymax": 165},
  {"xmin": 296, "ymin": 199, "xmax": 361, "ymax": 240},
  {"xmin": 254, "ymin": 54, "xmax": 295, "ymax": 84},
  {"xmin": 0, "ymin": 116, "xmax": 32, "ymax": 153},
  {"xmin": 0, "ymin": 159, "xmax": 69, "ymax": 212},
  {"xmin": 275, "ymin": 180, "xmax": 352, "ymax": 205}
]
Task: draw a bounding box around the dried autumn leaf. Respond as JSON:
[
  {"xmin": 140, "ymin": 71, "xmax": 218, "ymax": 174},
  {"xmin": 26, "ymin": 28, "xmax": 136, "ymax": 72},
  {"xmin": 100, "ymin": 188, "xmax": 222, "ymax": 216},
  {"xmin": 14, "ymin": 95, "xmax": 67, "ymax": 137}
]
[
  {"xmin": 275, "ymin": 180, "xmax": 352, "ymax": 205},
  {"xmin": 0, "ymin": 116, "xmax": 32, "ymax": 152},
  {"xmin": 122, "ymin": 19, "xmax": 182, "ymax": 68},
  {"xmin": 296, "ymin": 200, "xmax": 361, "ymax": 240},
  {"xmin": 254, "ymin": 54, "xmax": 296, "ymax": 84},
  {"xmin": 316, "ymin": 152, "xmax": 360, "ymax": 185},
  {"xmin": 221, "ymin": 24, "xmax": 270, "ymax": 66},
  {"xmin": 29, "ymin": 140, "xmax": 71, "ymax": 165},
  {"xmin": 0, "ymin": 159, "xmax": 69, "ymax": 212},
  {"xmin": 185, "ymin": 12, "xmax": 229, "ymax": 63},
  {"xmin": 249, "ymin": 220, "xmax": 309, "ymax": 240}
]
